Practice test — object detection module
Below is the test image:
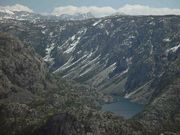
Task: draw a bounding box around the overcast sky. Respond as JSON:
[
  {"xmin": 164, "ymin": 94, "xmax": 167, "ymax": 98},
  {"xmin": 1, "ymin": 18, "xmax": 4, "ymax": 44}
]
[{"xmin": 1, "ymin": 0, "xmax": 180, "ymax": 16}]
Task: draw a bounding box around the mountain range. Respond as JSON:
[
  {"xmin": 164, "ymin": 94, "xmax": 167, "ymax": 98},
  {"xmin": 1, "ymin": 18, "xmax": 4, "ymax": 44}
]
[
  {"xmin": 0, "ymin": 10, "xmax": 179, "ymax": 135},
  {"xmin": 0, "ymin": 9, "xmax": 95, "ymax": 21}
]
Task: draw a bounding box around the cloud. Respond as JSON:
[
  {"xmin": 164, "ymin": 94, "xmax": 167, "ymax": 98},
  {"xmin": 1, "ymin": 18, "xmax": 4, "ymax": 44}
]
[
  {"xmin": 118, "ymin": 4, "xmax": 180, "ymax": 15},
  {"xmin": 52, "ymin": 5, "xmax": 116, "ymax": 17},
  {"xmin": 52, "ymin": 4, "xmax": 180, "ymax": 17},
  {"xmin": 0, "ymin": 4, "xmax": 33, "ymax": 13},
  {"xmin": 1, "ymin": 4, "xmax": 180, "ymax": 16}
]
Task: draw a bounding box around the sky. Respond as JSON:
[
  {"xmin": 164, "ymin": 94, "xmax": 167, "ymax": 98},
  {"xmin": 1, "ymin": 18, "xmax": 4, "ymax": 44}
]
[{"xmin": 1, "ymin": 0, "xmax": 180, "ymax": 16}]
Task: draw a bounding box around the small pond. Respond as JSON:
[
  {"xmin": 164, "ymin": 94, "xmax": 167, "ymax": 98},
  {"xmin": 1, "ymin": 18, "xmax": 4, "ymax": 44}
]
[{"xmin": 102, "ymin": 96, "xmax": 144, "ymax": 119}]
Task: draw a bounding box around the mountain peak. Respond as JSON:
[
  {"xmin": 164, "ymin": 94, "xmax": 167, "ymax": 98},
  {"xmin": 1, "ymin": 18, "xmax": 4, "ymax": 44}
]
[
  {"xmin": 58, "ymin": 12, "xmax": 95, "ymax": 20},
  {"xmin": 0, "ymin": 4, "xmax": 33, "ymax": 14}
]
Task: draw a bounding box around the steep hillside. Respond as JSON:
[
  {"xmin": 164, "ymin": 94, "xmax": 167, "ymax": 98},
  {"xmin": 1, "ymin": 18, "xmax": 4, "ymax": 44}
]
[
  {"xmin": 133, "ymin": 53, "xmax": 180, "ymax": 134},
  {"xmin": 0, "ymin": 33, "xmax": 140, "ymax": 135},
  {"xmin": 0, "ymin": 33, "xmax": 109, "ymax": 135},
  {"xmin": 0, "ymin": 33, "xmax": 49, "ymax": 134},
  {"xmin": 0, "ymin": 15, "xmax": 180, "ymax": 104},
  {"xmin": 0, "ymin": 19, "xmax": 179, "ymax": 134},
  {"xmin": 0, "ymin": 32, "xmax": 49, "ymax": 101}
]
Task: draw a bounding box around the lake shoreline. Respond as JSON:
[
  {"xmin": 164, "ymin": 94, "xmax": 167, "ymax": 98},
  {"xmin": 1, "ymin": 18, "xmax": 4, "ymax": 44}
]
[{"xmin": 101, "ymin": 96, "xmax": 144, "ymax": 119}]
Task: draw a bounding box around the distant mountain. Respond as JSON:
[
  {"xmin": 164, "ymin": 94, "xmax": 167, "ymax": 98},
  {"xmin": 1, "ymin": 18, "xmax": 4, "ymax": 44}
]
[
  {"xmin": 111, "ymin": 12, "xmax": 126, "ymax": 16},
  {"xmin": 0, "ymin": 8, "xmax": 14, "ymax": 14},
  {"xmin": 57, "ymin": 12, "xmax": 95, "ymax": 20},
  {"xmin": 0, "ymin": 4, "xmax": 33, "ymax": 13},
  {"xmin": 0, "ymin": 11, "xmax": 45, "ymax": 21},
  {"xmin": 0, "ymin": 9, "xmax": 95, "ymax": 21}
]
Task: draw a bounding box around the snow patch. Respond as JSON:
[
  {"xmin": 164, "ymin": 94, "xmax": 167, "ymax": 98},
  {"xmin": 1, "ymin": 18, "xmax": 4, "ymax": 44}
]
[
  {"xmin": 167, "ymin": 44, "xmax": 180, "ymax": 53},
  {"xmin": 119, "ymin": 68, "xmax": 129, "ymax": 76},
  {"xmin": 89, "ymin": 62, "xmax": 117, "ymax": 87},
  {"xmin": 93, "ymin": 20, "xmax": 102, "ymax": 26},
  {"xmin": 125, "ymin": 80, "xmax": 152, "ymax": 99},
  {"xmin": 149, "ymin": 21, "xmax": 155, "ymax": 25},
  {"xmin": 64, "ymin": 37, "xmax": 81, "ymax": 53},
  {"xmin": 38, "ymin": 24, "xmax": 46, "ymax": 29},
  {"xmin": 105, "ymin": 30, "xmax": 109, "ymax": 35},
  {"xmin": 53, "ymin": 57, "xmax": 74, "ymax": 73},
  {"xmin": 125, "ymin": 90, "xmax": 137, "ymax": 99},
  {"xmin": 109, "ymin": 63, "xmax": 117, "ymax": 71},
  {"xmin": 79, "ymin": 67, "xmax": 93, "ymax": 77},
  {"xmin": 61, "ymin": 28, "xmax": 87, "ymax": 54},
  {"xmin": 3, "ymin": 16, "xmax": 13, "ymax": 19},
  {"xmin": 0, "ymin": 9, "xmax": 14, "ymax": 14},
  {"xmin": 79, "ymin": 55, "xmax": 101, "ymax": 77},
  {"xmin": 0, "ymin": 4, "xmax": 33, "ymax": 13},
  {"xmin": 129, "ymin": 35, "xmax": 135, "ymax": 39},
  {"xmin": 163, "ymin": 38, "xmax": 171, "ymax": 42},
  {"xmin": 71, "ymin": 35, "xmax": 76, "ymax": 41},
  {"xmin": 55, "ymin": 54, "xmax": 88, "ymax": 73},
  {"xmin": 41, "ymin": 30, "xmax": 46, "ymax": 34},
  {"xmin": 49, "ymin": 32, "xmax": 53, "ymax": 37},
  {"xmin": 43, "ymin": 43, "xmax": 55, "ymax": 62}
]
